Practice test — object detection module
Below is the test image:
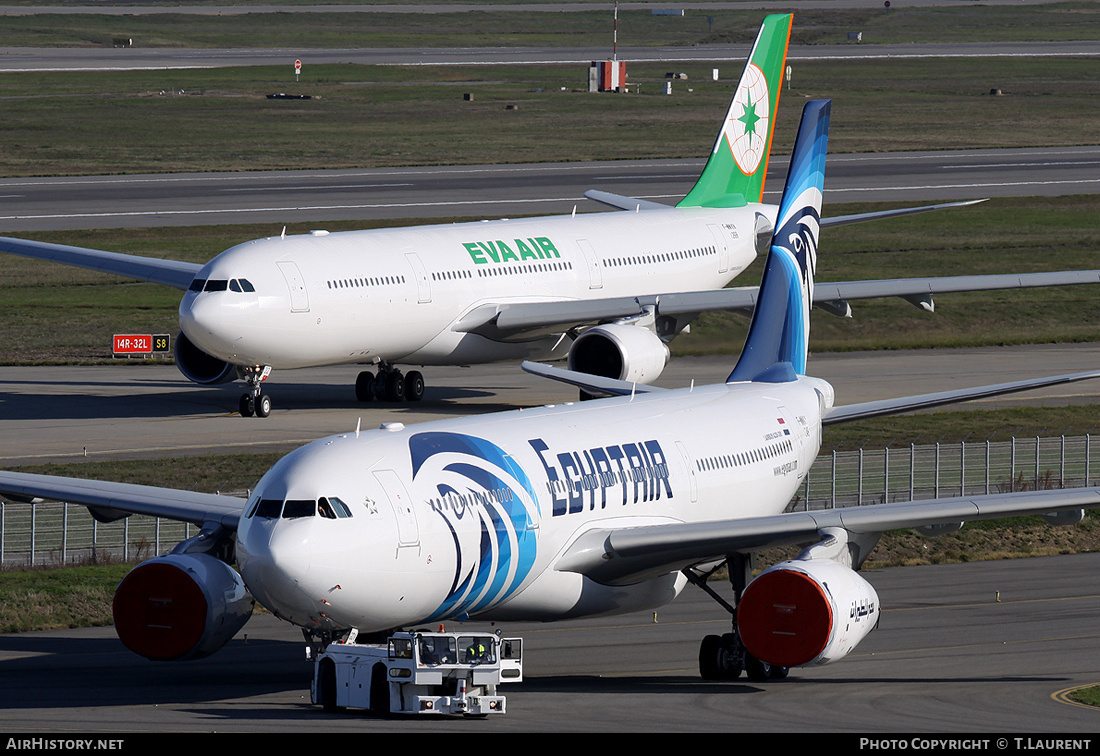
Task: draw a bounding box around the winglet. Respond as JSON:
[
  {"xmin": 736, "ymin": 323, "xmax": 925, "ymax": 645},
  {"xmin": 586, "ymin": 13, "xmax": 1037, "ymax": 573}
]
[
  {"xmin": 677, "ymin": 14, "xmax": 791, "ymax": 209},
  {"xmin": 727, "ymin": 99, "xmax": 830, "ymax": 383}
]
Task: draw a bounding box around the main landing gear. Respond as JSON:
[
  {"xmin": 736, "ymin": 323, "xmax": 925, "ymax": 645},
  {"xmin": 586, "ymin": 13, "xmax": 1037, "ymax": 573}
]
[
  {"xmin": 355, "ymin": 364, "xmax": 424, "ymax": 403},
  {"xmin": 238, "ymin": 365, "xmax": 273, "ymax": 418},
  {"xmin": 686, "ymin": 553, "xmax": 789, "ymax": 683}
]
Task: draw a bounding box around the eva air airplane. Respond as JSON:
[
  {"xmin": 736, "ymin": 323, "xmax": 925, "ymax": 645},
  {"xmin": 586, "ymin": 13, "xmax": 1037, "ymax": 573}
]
[
  {"xmin": 2, "ymin": 98, "xmax": 1098, "ymax": 682},
  {"xmin": 0, "ymin": 14, "xmax": 1095, "ymax": 418}
]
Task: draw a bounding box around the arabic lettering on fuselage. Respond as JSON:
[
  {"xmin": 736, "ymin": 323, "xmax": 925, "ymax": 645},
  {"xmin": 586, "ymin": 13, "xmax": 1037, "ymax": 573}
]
[{"xmin": 528, "ymin": 438, "xmax": 673, "ymax": 517}]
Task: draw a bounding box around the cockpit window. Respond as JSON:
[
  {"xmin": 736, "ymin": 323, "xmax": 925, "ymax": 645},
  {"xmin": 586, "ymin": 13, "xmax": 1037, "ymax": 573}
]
[
  {"xmin": 319, "ymin": 496, "xmax": 353, "ymax": 519},
  {"xmin": 282, "ymin": 499, "xmax": 316, "ymax": 518},
  {"xmin": 238, "ymin": 278, "xmax": 255, "ymax": 292},
  {"xmin": 253, "ymin": 499, "xmax": 283, "ymax": 518},
  {"xmin": 204, "ymin": 279, "xmax": 229, "ymax": 292},
  {"xmin": 188, "ymin": 278, "xmax": 206, "ymax": 292},
  {"xmin": 248, "ymin": 497, "xmax": 353, "ymax": 520}
]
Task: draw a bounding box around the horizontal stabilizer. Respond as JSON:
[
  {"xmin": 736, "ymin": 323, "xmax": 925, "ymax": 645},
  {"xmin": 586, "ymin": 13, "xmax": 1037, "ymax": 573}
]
[
  {"xmin": 821, "ymin": 199, "xmax": 988, "ymax": 228},
  {"xmin": 584, "ymin": 190, "xmax": 671, "ymax": 212},
  {"xmin": 520, "ymin": 360, "xmax": 667, "ymax": 397},
  {"xmin": 824, "ymin": 369, "xmax": 1100, "ymax": 425}
]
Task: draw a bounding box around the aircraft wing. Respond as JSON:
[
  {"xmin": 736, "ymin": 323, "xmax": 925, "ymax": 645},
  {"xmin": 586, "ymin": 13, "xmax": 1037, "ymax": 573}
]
[
  {"xmin": 555, "ymin": 486, "xmax": 1100, "ymax": 585},
  {"xmin": 0, "ymin": 236, "xmax": 201, "ymax": 290},
  {"xmin": 0, "ymin": 470, "xmax": 245, "ymax": 529},
  {"xmin": 454, "ymin": 270, "xmax": 1100, "ymax": 340}
]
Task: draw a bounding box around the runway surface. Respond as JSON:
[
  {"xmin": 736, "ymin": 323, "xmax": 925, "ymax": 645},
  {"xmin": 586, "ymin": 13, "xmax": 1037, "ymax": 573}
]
[
  {"xmin": 2, "ymin": 551, "xmax": 1098, "ymax": 732},
  {"xmin": 1, "ymin": 39, "xmax": 1095, "ymax": 73},
  {"xmin": 0, "ymin": 146, "xmax": 1095, "ymax": 232},
  {"xmin": 2, "ymin": 343, "xmax": 1099, "ymax": 467}
]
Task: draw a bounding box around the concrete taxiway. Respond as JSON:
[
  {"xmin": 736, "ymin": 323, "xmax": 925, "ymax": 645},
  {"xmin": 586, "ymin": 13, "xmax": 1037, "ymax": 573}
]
[{"xmin": 1, "ymin": 552, "xmax": 1098, "ymax": 732}]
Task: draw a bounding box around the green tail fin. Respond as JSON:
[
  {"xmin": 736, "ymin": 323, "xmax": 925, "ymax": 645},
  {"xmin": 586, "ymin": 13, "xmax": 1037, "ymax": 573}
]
[{"xmin": 677, "ymin": 14, "xmax": 792, "ymax": 209}]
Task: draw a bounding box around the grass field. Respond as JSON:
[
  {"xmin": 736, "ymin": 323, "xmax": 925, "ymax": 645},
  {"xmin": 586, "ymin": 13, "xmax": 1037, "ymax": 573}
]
[
  {"xmin": 0, "ymin": 3, "xmax": 1096, "ymax": 48},
  {"xmin": 1, "ymin": 54, "xmax": 1096, "ymax": 176}
]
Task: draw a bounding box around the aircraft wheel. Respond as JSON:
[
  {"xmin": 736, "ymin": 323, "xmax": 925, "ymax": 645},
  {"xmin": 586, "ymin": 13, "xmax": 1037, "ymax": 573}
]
[
  {"xmin": 255, "ymin": 393, "xmax": 272, "ymax": 418},
  {"xmin": 238, "ymin": 393, "xmax": 255, "ymax": 418},
  {"xmin": 318, "ymin": 659, "xmax": 342, "ymax": 713},
  {"xmin": 355, "ymin": 371, "xmax": 376, "ymax": 402},
  {"xmin": 370, "ymin": 662, "xmax": 390, "ymax": 714},
  {"xmin": 385, "ymin": 372, "xmax": 405, "ymax": 402},
  {"xmin": 404, "ymin": 370, "xmax": 424, "ymax": 401},
  {"xmin": 744, "ymin": 653, "xmax": 772, "ymax": 682},
  {"xmin": 700, "ymin": 633, "xmax": 743, "ymax": 680}
]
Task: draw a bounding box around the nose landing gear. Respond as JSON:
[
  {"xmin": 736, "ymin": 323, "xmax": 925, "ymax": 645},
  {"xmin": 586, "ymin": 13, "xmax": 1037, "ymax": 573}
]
[{"xmin": 238, "ymin": 365, "xmax": 273, "ymax": 418}]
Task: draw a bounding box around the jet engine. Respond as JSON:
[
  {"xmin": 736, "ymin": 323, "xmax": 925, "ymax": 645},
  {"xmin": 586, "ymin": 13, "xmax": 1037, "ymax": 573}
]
[
  {"xmin": 112, "ymin": 553, "xmax": 254, "ymax": 661},
  {"xmin": 174, "ymin": 331, "xmax": 237, "ymax": 385},
  {"xmin": 736, "ymin": 558, "xmax": 879, "ymax": 668},
  {"xmin": 567, "ymin": 323, "xmax": 670, "ymax": 385}
]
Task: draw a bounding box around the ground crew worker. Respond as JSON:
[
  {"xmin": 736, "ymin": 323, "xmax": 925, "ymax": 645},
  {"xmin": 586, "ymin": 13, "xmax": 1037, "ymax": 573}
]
[{"xmin": 465, "ymin": 638, "xmax": 487, "ymax": 663}]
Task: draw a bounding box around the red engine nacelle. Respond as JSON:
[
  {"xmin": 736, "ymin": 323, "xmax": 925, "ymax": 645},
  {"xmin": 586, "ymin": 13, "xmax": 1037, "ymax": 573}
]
[
  {"xmin": 112, "ymin": 553, "xmax": 254, "ymax": 661},
  {"xmin": 737, "ymin": 558, "xmax": 879, "ymax": 668}
]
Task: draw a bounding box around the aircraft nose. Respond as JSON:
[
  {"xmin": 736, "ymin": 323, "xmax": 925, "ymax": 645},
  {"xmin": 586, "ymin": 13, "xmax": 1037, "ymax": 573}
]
[
  {"xmin": 238, "ymin": 519, "xmax": 320, "ymax": 624},
  {"xmin": 179, "ymin": 292, "xmax": 244, "ymax": 359}
]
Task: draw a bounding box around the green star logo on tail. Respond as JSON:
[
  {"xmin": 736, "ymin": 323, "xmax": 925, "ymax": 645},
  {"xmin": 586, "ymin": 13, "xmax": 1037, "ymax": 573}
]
[
  {"xmin": 738, "ymin": 96, "xmax": 762, "ymax": 141},
  {"xmin": 724, "ymin": 63, "xmax": 771, "ymax": 176}
]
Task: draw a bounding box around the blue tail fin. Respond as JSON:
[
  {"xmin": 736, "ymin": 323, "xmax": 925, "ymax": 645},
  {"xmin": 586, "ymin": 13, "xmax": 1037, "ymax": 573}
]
[{"xmin": 726, "ymin": 99, "xmax": 830, "ymax": 384}]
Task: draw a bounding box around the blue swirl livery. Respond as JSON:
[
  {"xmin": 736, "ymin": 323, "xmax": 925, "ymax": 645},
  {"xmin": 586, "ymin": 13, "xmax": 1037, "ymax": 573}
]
[
  {"xmin": 409, "ymin": 431, "xmax": 541, "ymax": 621},
  {"xmin": 727, "ymin": 99, "xmax": 830, "ymax": 384}
]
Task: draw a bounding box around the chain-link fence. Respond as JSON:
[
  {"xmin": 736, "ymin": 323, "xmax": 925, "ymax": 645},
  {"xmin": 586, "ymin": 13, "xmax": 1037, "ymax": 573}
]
[
  {"xmin": 0, "ymin": 500, "xmax": 202, "ymax": 567},
  {"xmin": 790, "ymin": 434, "xmax": 1099, "ymax": 512}
]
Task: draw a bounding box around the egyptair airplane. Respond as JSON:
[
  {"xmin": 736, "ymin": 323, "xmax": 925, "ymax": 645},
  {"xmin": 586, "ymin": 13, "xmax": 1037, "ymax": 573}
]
[
  {"xmin": 2, "ymin": 99, "xmax": 1098, "ymax": 683},
  {"xmin": 1, "ymin": 14, "xmax": 1097, "ymax": 418}
]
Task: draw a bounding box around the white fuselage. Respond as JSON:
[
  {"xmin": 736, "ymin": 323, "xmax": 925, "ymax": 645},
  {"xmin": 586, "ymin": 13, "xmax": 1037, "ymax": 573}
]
[
  {"xmin": 178, "ymin": 205, "xmax": 770, "ymax": 370},
  {"xmin": 234, "ymin": 373, "xmax": 831, "ymax": 633}
]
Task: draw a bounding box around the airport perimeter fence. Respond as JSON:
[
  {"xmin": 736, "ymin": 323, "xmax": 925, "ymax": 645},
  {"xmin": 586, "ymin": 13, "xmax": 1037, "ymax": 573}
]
[{"xmin": 2, "ymin": 434, "xmax": 1100, "ymax": 567}]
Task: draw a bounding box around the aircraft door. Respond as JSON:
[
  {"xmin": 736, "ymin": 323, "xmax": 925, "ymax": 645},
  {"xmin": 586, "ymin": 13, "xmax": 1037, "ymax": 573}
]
[
  {"xmin": 276, "ymin": 261, "xmax": 310, "ymax": 312},
  {"xmin": 708, "ymin": 224, "xmax": 730, "ymax": 274},
  {"xmin": 576, "ymin": 239, "xmax": 603, "ymax": 290},
  {"xmin": 404, "ymin": 252, "xmax": 432, "ymax": 303},
  {"xmin": 675, "ymin": 441, "xmax": 698, "ymax": 503},
  {"xmin": 373, "ymin": 469, "xmax": 420, "ymax": 547}
]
